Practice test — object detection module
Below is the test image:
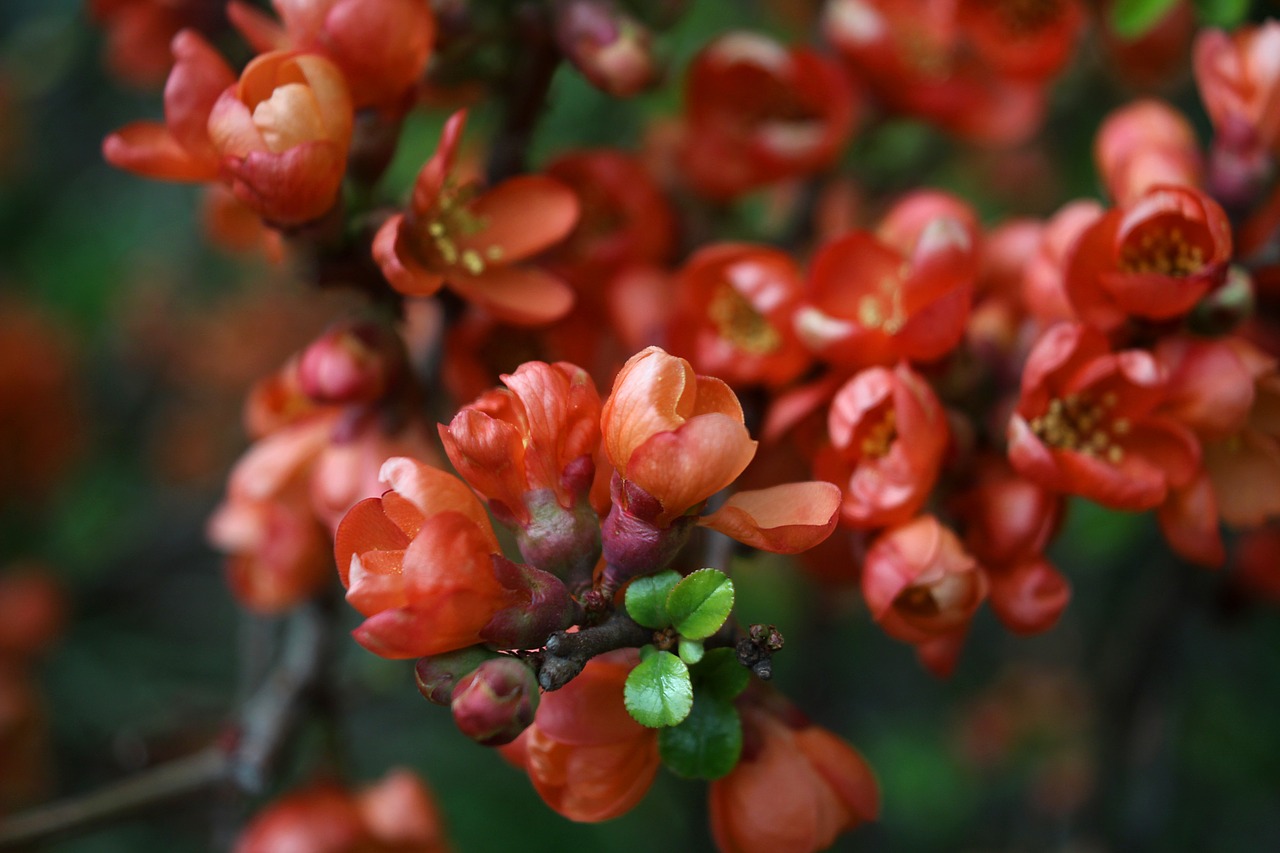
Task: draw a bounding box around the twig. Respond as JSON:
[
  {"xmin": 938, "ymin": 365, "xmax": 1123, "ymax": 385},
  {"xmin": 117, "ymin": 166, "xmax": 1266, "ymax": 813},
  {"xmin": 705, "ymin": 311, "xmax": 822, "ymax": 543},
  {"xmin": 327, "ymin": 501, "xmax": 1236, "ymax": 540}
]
[
  {"xmin": 538, "ymin": 610, "xmax": 652, "ymax": 690},
  {"xmin": 0, "ymin": 748, "xmax": 227, "ymax": 849},
  {"xmin": 485, "ymin": 2, "xmax": 560, "ymax": 184},
  {"xmin": 0, "ymin": 601, "xmax": 333, "ymax": 849}
]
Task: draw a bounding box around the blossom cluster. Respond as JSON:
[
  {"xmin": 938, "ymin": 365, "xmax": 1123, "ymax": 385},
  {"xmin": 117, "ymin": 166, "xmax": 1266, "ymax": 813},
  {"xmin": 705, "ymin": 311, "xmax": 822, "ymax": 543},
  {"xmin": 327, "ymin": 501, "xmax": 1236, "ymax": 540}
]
[{"xmin": 88, "ymin": 1, "xmax": 1280, "ymax": 851}]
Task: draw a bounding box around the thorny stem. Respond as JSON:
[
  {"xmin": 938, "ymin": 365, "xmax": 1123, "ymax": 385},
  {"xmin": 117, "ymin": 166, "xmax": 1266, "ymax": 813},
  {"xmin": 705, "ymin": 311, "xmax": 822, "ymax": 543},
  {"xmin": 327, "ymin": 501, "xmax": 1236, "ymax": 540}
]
[{"xmin": 0, "ymin": 601, "xmax": 334, "ymax": 850}]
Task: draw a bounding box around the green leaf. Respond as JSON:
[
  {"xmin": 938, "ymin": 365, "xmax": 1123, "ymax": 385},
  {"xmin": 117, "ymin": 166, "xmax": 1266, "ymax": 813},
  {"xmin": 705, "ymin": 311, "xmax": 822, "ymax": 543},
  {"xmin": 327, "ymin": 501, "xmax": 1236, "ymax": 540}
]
[
  {"xmin": 625, "ymin": 571, "xmax": 681, "ymax": 629},
  {"xmin": 624, "ymin": 651, "xmax": 693, "ymax": 728},
  {"xmin": 678, "ymin": 638, "xmax": 704, "ymax": 665},
  {"xmin": 666, "ymin": 569, "xmax": 735, "ymax": 640},
  {"xmin": 658, "ymin": 694, "xmax": 743, "ymax": 779},
  {"xmin": 1192, "ymin": 0, "xmax": 1249, "ymax": 27},
  {"xmin": 1110, "ymin": 0, "xmax": 1180, "ymax": 38},
  {"xmin": 691, "ymin": 647, "xmax": 751, "ymax": 701}
]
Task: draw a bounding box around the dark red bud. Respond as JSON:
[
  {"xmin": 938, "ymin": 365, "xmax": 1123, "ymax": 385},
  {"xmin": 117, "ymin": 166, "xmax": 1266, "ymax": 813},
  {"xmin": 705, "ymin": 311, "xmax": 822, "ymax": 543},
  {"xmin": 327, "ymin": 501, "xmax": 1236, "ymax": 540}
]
[
  {"xmin": 450, "ymin": 657, "xmax": 539, "ymax": 746},
  {"xmin": 297, "ymin": 322, "xmax": 405, "ymax": 406}
]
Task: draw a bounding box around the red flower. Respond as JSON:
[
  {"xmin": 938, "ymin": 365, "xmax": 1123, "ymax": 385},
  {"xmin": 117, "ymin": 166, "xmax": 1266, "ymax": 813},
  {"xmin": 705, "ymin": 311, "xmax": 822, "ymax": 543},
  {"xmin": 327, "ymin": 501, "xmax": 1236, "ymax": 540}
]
[
  {"xmin": 710, "ymin": 703, "xmax": 879, "ymax": 853},
  {"xmin": 1065, "ymin": 185, "xmax": 1232, "ymax": 332},
  {"xmin": 678, "ymin": 32, "xmax": 859, "ymax": 199},
  {"xmin": 816, "ymin": 362, "xmax": 949, "ymax": 530},
  {"xmin": 1007, "ymin": 323, "xmax": 1200, "ymax": 510},
  {"xmin": 207, "ymin": 50, "xmax": 354, "ymax": 225},
  {"xmin": 499, "ymin": 651, "xmax": 659, "ymax": 823},
  {"xmin": 1023, "ymin": 200, "xmax": 1100, "ymax": 327},
  {"xmin": 667, "ymin": 243, "xmax": 811, "ymax": 388},
  {"xmin": 796, "ymin": 191, "xmax": 979, "ymax": 368},
  {"xmin": 228, "ymin": 0, "xmax": 436, "ymax": 109},
  {"xmin": 861, "ymin": 515, "xmax": 988, "ymax": 648},
  {"xmin": 373, "ymin": 110, "xmax": 580, "ymax": 325},
  {"xmin": 102, "ymin": 30, "xmax": 234, "ymax": 181}
]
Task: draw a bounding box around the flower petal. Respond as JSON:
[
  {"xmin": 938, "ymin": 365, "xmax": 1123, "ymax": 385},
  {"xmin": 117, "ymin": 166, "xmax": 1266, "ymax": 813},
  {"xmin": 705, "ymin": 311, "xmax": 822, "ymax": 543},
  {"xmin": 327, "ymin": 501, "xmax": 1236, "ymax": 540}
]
[
  {"xmin": 449, "ymin": 265, "xmax": 576, "ymax": 326},
  {"xmin": 457, "ymin": 175, "xmax": 580, "ymax": 262},
  {"xmin": 698, "ymin": 482, "xmax": 840, "ymax": 553}
]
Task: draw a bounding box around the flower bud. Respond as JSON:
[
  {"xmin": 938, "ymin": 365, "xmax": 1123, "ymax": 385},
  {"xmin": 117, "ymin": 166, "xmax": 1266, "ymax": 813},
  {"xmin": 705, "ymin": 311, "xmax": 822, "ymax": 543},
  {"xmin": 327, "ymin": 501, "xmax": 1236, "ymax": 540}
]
[
  {"xmin": 414, "ymin": 646, "xmax": 501, "ymax": 706},
  {"xmin": 451, "ymin": 657, "xmax": 540, "ymax": 746},
  {"xmin": 553, "ymin": 0, "xmax": 659, "ymax": 98},
  {"xmin": 297, "ymin": 322, "xmax": 405, "ymax": 406}
]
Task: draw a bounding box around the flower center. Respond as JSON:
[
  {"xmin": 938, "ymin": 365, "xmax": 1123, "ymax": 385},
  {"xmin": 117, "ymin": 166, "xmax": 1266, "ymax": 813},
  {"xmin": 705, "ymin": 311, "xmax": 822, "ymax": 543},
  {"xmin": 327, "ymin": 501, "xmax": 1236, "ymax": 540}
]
[
  {"xmin": 1029, "ymin": 392, "xmax": 1128, "ymax": 463},
  {"xmin": 709, "ymin": 284, "xmax": 782, "ymax": 355},
  {"xmin": 1120, "ymin": 226, "xmax": 1206, "ymax": 277},
  {"xmin": 425, "ymin": 182, "xmax": 504, "ymax": 274},
  {"xmin": 860, "ymin": 409, "xmax": 897, "ymax": 459},
  {"xmin": 856, "ymin": 274, "xmax": 907, "ymax": 334}
]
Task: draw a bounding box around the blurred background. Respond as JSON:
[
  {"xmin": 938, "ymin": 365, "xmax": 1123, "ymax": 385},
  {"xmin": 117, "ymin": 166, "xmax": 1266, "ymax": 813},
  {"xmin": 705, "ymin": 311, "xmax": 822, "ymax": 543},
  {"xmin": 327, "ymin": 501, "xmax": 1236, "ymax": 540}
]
[{"xmin": 2, "ymin": 0, "xmax": 1280, "ymax": 851}]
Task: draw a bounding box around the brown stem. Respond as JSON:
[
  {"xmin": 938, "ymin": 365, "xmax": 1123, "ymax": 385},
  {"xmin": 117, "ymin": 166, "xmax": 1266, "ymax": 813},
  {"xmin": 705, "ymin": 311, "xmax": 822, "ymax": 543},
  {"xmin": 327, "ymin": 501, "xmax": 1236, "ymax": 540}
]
[
  {"xmin": 485, "ymin": 2, "xmax": 560, "ymax": 184},
  {"xmin": 538, "ymin": 610, "xmax": 652, "ymax": 690},
  {"xmin": 0, "ymin": 601, "xmax": 333, "ymax": 849}
]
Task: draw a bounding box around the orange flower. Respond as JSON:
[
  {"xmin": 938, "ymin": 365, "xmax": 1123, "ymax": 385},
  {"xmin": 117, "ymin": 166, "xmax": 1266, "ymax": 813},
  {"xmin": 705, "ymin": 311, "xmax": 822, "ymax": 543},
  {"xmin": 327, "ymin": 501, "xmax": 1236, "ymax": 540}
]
[
  {"xmin": 816, "ymin": 362, "xmax": 950, "ymax": 530},
  {"xmin": 102, "ymin": 30, "xmax": 234, "ymax": 181},
  {"xmin": 234, "ymin": 769, "xmax": 451, "ymax": 853},
  {"xmin": 227, "ymin": 0, "xmax": 436, "ymax": 109},
  {"xmin": 373, "ymin": 110, "xmax": 580, "ymax": 325},
  {"xmin": 710, "ymin": 704, "xmax": 879, "ymax": 853},
  {"xmin": 1065, "ymin": 185, "xmax": 1232, "ymax": 332},
  {"xmin": 440, "ymin": 361, "xmax": 601, "ymax": 527},
  {"xmin": 796, "ymin": 191, "xmax": 979, "ymax": 369},
  {"xmin": 667, "ymin": 243, "xmax": 812, "ymax": 388},
  {"xmin": 499, "ymin": 650, "xmax": 659, "ymax": 822},
  {"xmin": 602, "ymin": 346, "xmax": 756, "ymax": 525},
  {"xmin": 207, "ymin": 50, "xmax": 354, "ymax": 225},
  {"xmin": 861, "ymin": 515, "xmax": 988, "ymax": 647},
  {"xmin": 333, "ymin": 457, "xmax": 517, "ymax": 658},
  {"xmin": 1008, "ymin": 323, "xmax": 1200, "ymax": 511}
]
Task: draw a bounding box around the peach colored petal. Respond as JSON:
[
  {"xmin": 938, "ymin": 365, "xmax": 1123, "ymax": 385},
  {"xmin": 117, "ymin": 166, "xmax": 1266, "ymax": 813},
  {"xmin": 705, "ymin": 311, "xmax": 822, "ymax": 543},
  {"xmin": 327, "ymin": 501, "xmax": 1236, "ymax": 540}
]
[
  {"xmin": 333, "ymin": 497, "xmax": 411, "ymax": 586},
  {"xmin": 457, "ymin": 176, "xmax": 580, "ymax": 262},
  {"xmin": 223, "ymin": 140, "xmax": 346, "ymax": 226},
  {"xmin": 602, "ymin": 347, "xmax": 694, "ymax": 467},
  {"xmin": 448, "ymin": 265, "xmax": 576, "ymax": 325},
  {"xmin": 346, "ymin": 549, "xmax": 411, "ymax": 616},
  {"xmin": 626, "ymin": 414, "xmax": 757, "ymax": 521},
  {"xmin": 378, "ymin": 457, "xmax": 494, "ymax": 544},
  {"xmin": 412, "ymin": 109, "xmax": 467, "ymax": 215},
  {"xmin": 698, "ymin": 482, "xmax": 840, "ymax": 553},
  {"xmin": 103, "ymin": 122, "xmax": 217, "ymax": 181}
]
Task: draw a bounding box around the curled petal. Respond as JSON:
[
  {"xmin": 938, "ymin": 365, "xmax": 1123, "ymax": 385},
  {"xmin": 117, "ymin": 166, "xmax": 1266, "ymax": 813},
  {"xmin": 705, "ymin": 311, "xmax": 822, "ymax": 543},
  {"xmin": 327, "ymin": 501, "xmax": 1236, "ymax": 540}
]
[
  {"xmin": 373, "ymin": 215, "xmax": 445, "ymax": 297},
  {"xmin": 334, "ymin": 497, "xmax": 412, "ymax": 586},
  {"xmin": 1158, "ymin": 472, "xmax": 1225, "ymax": 568},
  {"xmin": 699, "ymin": 482, "xmax": 841, "ymax": 553},
  {"xmin": 222, "ymin": 140, "xmax": 346, "ymax": 226},
  {"xmin": 626, "ymin": 414, "xmax": 757, "ymax": 523},
  {"xmin": 103, "ymin": 121, "xmax": 218, "ymax": 181},
  {"xmin": 378, "ymin": 457, "xmax": 494, "ymax": 543},
  {"xmin": 987, "ymin": 558, "xmax": 1071, "ymax": 635}
]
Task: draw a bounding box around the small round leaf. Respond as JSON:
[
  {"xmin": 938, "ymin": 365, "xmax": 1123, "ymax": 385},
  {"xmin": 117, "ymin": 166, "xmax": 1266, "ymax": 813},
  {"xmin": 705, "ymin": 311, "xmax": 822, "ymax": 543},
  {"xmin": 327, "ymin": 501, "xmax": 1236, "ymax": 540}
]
[
  {"xmin": 667, "ymin": 568, "xmax": 735, "ymax": 640},
  {"xmin": 625, "ymin": 570, "xmax": 681, "ymax": 629},
  {"xmin": 658, "ymin": 695, "xmax": 743, "ymax": 780},
  {"xmin": 691, "ymin": 647, "xmax": 751, "ymax": 701},
  {"xmin": 624, "ymin": 650, "xmax": 693, "ymax": 728}
]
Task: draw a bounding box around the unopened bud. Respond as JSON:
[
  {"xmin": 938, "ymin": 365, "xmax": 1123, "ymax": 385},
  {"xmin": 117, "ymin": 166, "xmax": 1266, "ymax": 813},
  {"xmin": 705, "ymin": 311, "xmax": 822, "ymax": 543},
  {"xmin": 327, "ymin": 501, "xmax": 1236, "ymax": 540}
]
[
  {"xmin": 297, "ymin": 322, "xmax": 405, "ymax": 406},
  {"xmin": 553, "ymin": 0, "xmax": 660, "ymax": 97},
  {"xmin": 414, "ymin": 646, "xmax": 501, "ymax": 705},
  {"xmin": 451, "ymin": 657, "xmax": 539, "ymax": 746}
]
